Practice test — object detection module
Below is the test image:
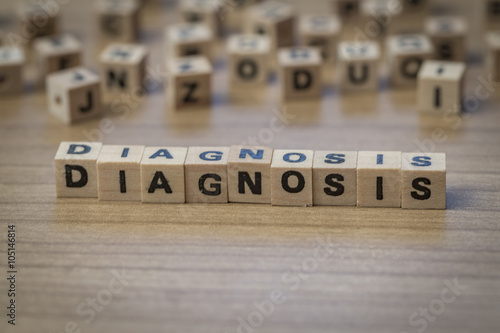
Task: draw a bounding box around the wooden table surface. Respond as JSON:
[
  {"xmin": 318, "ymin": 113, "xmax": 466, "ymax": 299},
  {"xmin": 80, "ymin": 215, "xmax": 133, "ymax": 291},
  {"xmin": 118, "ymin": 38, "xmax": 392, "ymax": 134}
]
[{"xmin": 1, "ymin": 1, "xmax": 500, "ymax": 333}]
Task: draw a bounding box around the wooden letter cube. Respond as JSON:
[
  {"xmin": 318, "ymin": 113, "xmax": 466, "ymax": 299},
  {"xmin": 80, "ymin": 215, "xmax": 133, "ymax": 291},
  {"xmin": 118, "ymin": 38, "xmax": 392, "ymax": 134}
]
[
  {"xmin": 180, "ymin": 0, "xmax": 223, "ymax": 36},
  {"xmin": 298, "ymin": 14, "xmax": 341, "ymax": 61},
  {"xmin": 47, "ymin": 67, "xmax": 102, "ymax": 124},
  {"xmin": 97, "ymin": 145, "xmax": 145, "ymax": 201},
  {"xmin": 278, "ymin": 47, "xmax": 322, "ymax": 100},
  {"xmin": 34, "ymin": 34, "xmax": 82, "ymax": 77},
  {"xmin": 17, "ymin": 1, "xmax": 59, "ymax": 39},
  {"xmin": 54, "ymin": 142, "xmax": 102, "ymax": 198},
  {"xmin": 97, "ymin": 0, "xmax": 139, "ymax": 43},
  {"xmin": 166, "ymin": 23, "xmax": 214, "ymax": 61},
  {"xmin": 168, "ymin": 56, "xmax": 212, "ymax": 110},
  {"xmin": 313, "ymin": 151, "xmax": 357, "ymax": 206},
  {"xmin": 486, "ymin": 0, "xmax": 500, "ymax": 30},
  {"xmin": 228, "ymin": 34, "xmax": 271, "ymax": 85},
  {"xmin": 271, "ymin": 149, "xmax": 314, "ymax": 207},
  {"xmin": 140, "ymin": 147, "xmax": 188, "ymax": 204},
  {"xmin": 332, "ymin": 0, "xmax": 360, "ymax": 26},
  {"xmin": 485, "ymin": 32, "xmax": 500, "ymax": 82},
  {"xmin": 227, "ymin": 146, "xmax": 273, "ymax": 204},
  {"xmin": 357, "ymin": 151, "xmax": 402, "ymax": 208},
  {"xmin": 386, "ymin": 34, "xmax": 434, "ymax": 88},
  {"xmin": 184, "ymin": 147, "xmax": 230, "ymax": 203},
  {"xmin": 417, "ymin": 60, "xmax": 466, "ymax": 114},
  {"xmin": 99, "ymin": 43, "xmax": 148, "ymax": 98},
  {"xmin": 246, "ymin": 1, "xmax": 295, "ymax": 51},
  {"xmin": 425, "ymin": 16, "xmax": 467, "ymax": 62},
  {"xmin": 337, "ymin": 41, "xmax": 380, "ymax": 92},
  {"xmin": 402, "ymin": 153, "xmax": 446, "ymax": 210},
  {"xmin": 0, "ymin": 46, "xmax": 25, "ymax": 95}
]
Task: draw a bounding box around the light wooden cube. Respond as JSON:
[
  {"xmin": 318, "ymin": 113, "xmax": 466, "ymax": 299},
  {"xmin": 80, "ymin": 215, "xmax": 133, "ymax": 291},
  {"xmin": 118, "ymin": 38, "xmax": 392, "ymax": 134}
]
[
  {"xmin": 271, "ymin": 149, "xmax": 314, "ymax": 207},
  {"xmin": 313, "ymin": 151, "xmax": 357, "ymax": 206},
  {"xmin": 227, "ymin": 145, "xmax": 273, "ymax": 204},
  {"xmin": 332, "ymin": 0, "xmax": 360, "ymax": 26},
  {"xmin": 337, "ymin": 41, "xmax": 380, "ymax": 92},
  {"xmin": 402, "ymin": 153, "xmax": 446, "ymax": 210},
  {"xmin": 166, "ymin": 23, "xmax": 214, "ymax": 61},
  {"xmin": 246, "ymin": 1, "xmax": 295, "ymax": 51},
  {"xmin": 184, "ymin": 147, "xmax": 230, "ymax": 203},
  {"xmin": 140, "ymin": 147, "xmax": 188, "ymax": 204},
  {"xmin": 0, "ymin": 46, "xmax": 25, "ymax": 95},
  {"xmin": 227, "ymin": 34, "xmax": 271, "ymax": 85},
  {"xmin": 97, "ymin": 145, "xmax": 145, "ymax": 201},
  {"xmin": 417, "ymin": 60, "xmax": 466, "ymax": 114},
  {"xmin": 278, "ymin": 47, "xmax": 322, "ymax": 100},
  {"xmin": 99, "ymin": 43, "xmax": 148, "ymax": 98},
  {"xmin": 425, "ymin": 16, "xmax": 467, "ymax": 62},
  {"xmin": 224, "ymin": 0, "xmax": 263, "ymax": 31},
  {"xmin": 389, "ymin": 0, "xmax": 429, "ymax": 34},
  {"xmin": 47, "ymin": 67, "xmax": 102, "ymax": 124},
  {"xmin": 17, "ymin": 1, "xmax": 59, "ymax": 39},
  {"xmin": 167, "ymin": 56, "xmax": 212, "ymax": 110},
  {"xmin": 97, "ymin": 0, "xmax": 139, "ymax": 43},
  {"xmin": 298, "ymin": 14, "xmax": 341, "ymax": 61},
  {"xmin": 486, "ymin": 0, "xmax": 500, "ymax": 31},
  {"xmin": 386, "ymin": 34, "xmax": 434, "ymax": 88},
  {"xmin": 54, "ymin": 142, "xmax": 103, "ymax": 198},
  {"xmin": 357, "ymin": 151, "xmax": 402, "ymax": 208},
  {"xmin": 180, "ymin": 0, "xmax": 223, "ymax": 36},
  {"xmin": 486, "ymin": 31, "xmax": 500, "ymax": 82},
  {"xmin": 34, "ymin": 34, "xmax": 82, "ymax": 77},
  {"xmin": 359, "ymin": 0, "xmax": 390, "ymax": 39}
]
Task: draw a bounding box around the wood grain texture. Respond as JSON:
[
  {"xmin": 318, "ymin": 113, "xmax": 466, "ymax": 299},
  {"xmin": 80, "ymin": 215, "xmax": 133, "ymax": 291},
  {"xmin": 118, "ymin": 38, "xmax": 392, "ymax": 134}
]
[{"xmin": 1, "ymin": 1, "xmax": 500, "ymax": 333}]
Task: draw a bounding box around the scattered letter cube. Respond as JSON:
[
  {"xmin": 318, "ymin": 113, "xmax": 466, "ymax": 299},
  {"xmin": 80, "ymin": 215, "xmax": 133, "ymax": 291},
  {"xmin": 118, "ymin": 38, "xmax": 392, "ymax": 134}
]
[
  {"xmin": 278, "ymin": 47, "xmax": 322, "ymax": 100},
  {"xmin": 34, "ymin": 34, "xmax": 82, "ymax": 77},
  {"xmin": 99, "ymin": 43, "xmax": 148, "ymax": 98},
  {"xmin": 228, "ymin": 34, "xmax": 271, "ymax": 85},
  {"xmin": 168, "ymin": 56, "xmax": 212, "ymax": 110},
  {"xmin": 166, "ymin": 23, "xmax": 214, "ymax": 61},
  {"xmin": 417, "ymin": 60, "xmax": 466, "ymax": 114},
  {"xmin": 298, "ymin": 14, "xmax": 341, "ymax": 61},
  {"xmin": 425, "ymin": 16, "xmax": 467, "ymax": 62},
  {"xmin": 337, "ymin": 41, "xmax": 380, "ymax": 92},
  {"xmin": 97, "ymin": 0, "xmax": 139, "ymax": 43},
  {"xmin": 47, "ymin": 67, "xmax": 102, "ymax": 124},
  {"xmin": 0, "ymin": 46, "xmax": 25, "ymax": 95}
]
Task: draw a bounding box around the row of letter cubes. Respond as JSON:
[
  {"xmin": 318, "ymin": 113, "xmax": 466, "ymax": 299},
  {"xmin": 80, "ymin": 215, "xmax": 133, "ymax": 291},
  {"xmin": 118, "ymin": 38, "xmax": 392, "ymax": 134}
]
[{"xmin": 55, "ymin": 142, "xmax": 446, "ymax": 209}]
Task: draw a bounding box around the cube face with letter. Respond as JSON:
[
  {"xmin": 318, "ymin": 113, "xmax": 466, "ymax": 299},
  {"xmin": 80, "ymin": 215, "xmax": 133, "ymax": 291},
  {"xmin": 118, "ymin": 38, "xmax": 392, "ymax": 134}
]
[
  {"xmin": 246, "ymin": 1, "xmax": 295, "ymax": 51},
  {"xmin": 298, "ymin": 14, "xmax": 341, "ymax": 62},
  {"xmin": 227, "ymin": 146, "xmax": 274, "ymax": 204},
  {"xmin": 338, "ymin": 41, "xmax": 380, "ymax": 92},
  {"xmin": 0, "ymin": 46, "xmax": 25, "ymax": 95},
  {"xmin": 184, "ymin": 147, "xmax": 230, "ymax": 203},
  {"xmin": 387, "ymin": 34, "xmax": 434, "ymax": 88},
  {"xmin": 357, "ymin": 151, "xmax": 402, "ymax": 208},
  {"xmin": 228, "ymin": 34, "xmax": 271, "ymax": 85},
  {"xmin": 47, "ymin": 67, "xmax": 102, "ymax": 124},
  {"xmin": 99, "ymin": 43, "xmax": 148, "ymax": 98},
  {"xmin": 34, "ymin": 34, "xmax": 82, "ymax": 77},
  {"xmin": 97, "ymin": 145, "xmax": 145, "ymax": 201},
  {"xmin": 278, "ymin": 47, "xmax": 322, "ymax": 100},
  {"xmin": 313, "ymin": 151, "xmax": 357, "ymax": 206},
  {"xmin": 140, "ymin": 147, "xmax": 188, "ymax": 204},
  {"xmin": 180, "ymin": 0, "xmax": 223, "ymax": 37},
  {"xmin": 402, "ymin": 153, "xmax": 446, "ymax": 210},
  {"xmin": 425, "ymin": 16, "xmax": 467, "ymax": 62},
  {"xmin": 271, "ymin": 149, "xmax": 314, "ymax": 207},
  {"xmin": 97, "ymin": 0, "xmax": 139, "ymax": 43},
  {"xmin": 167, "ymin": 23, "xmax": 214, "ymax": 61},
  {"xmin": 168, "ymin": 56, "xmax": 212, "ymax": 110},
  {"xmin": 417, "ymin": 60, "xmax": 466, "ymax": 114},
  {"xmin": 54, "ymin": 142, "xmax": 103, "ymax": 198}
]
